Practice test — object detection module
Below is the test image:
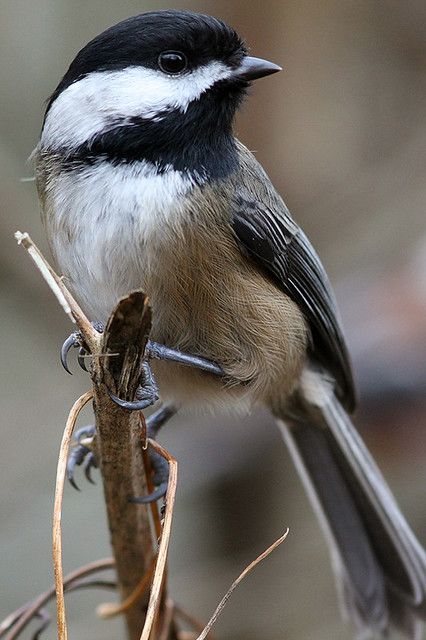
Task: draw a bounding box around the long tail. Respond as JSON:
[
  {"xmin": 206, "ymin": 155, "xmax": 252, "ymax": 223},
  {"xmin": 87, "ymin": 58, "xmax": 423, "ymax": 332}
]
[{"xmin": 277, "ymin": 370, "xmax": 426, "ymax": 639}]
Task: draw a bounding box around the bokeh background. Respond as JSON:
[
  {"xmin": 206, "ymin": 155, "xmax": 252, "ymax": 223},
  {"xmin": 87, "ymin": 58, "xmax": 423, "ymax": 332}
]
[{"xmin": 1, "ymin": 1, "xmax": 425, "ymax": 638}]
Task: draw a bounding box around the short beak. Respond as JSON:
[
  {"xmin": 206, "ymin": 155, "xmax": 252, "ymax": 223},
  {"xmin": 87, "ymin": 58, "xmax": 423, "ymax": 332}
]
[{"xmin": 231, "ymin": 56, "xmax": 282, "ymax": 81}]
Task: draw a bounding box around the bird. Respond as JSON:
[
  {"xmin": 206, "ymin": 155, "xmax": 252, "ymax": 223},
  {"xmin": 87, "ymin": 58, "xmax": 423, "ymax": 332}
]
[{"xmin": 34, "ymin": 10, "xmax": 426, "ymax": 638}]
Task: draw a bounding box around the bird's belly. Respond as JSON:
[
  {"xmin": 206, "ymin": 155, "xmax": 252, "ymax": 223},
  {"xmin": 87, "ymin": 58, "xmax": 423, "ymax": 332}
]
[
  {"xmin": 143, "ymin": 238, "xmax": 309, "ymax": 412},
  {"xmin": 53, "ymin": 230, "xmax": 146, "ymax": 324},
  {"xmin": 59, "ymin": 222, "xmax": 307, "ymax": 411},
  {"xmin": 44, "ymin": 163, "xmax": 308, "ymax": 412}
]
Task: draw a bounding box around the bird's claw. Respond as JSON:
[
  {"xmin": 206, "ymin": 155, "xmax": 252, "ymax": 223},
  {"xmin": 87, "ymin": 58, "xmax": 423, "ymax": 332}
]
[
  {"xmin": 131, "ymin": 481, "xmax": 168, "ymax": 504},
  {"xmin": 67, "ymin": 408, "xmax": 176, "ymax": 499},
  {"xmin": 108, "ymin": 390, "xmax": 159, "ymax": 411},
  {"xmin": 83, "ymin": 452, "xmax": 98, "ymax": 484},
  {"xmin": 132, "ymin": 408, "xmax": 175, "ymax": 504},
  {"xmin": 67, "ymin": 425, "xmax": 97, "ymax": 490},
  {"xmin": 61, "ymin": 331, "xmax": 80, "ymax": 374},
  {"xmin": 78, "ymin": 347, "xmax": 89, "ymax": 372},
  {"xmin": 60, "ymin": 323, "xmax": 103, "ymax": 374},
  {"xmin": 108, "ymin": 361, "xmax": 159, "ymax": 411}
]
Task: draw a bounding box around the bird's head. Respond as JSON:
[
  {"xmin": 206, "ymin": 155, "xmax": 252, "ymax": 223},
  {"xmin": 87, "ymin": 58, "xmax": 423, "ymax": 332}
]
[{"xmin": 41, "ymin": 11, "xmax": 281, "ymax": 178}]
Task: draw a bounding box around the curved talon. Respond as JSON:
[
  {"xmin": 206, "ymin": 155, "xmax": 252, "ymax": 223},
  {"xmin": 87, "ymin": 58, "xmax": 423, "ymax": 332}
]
[
  {"xmin": 67, "ymin": 444, "xmax": 97, "ymax": 490},
  {"xmin": 67, "ymin": 464, "xmax": 81, "ymax": 491},
  {"xmin": 84, "ymin": 452, "xmax": 97, "ymax": 484},
  {"xmin": 146, "ymin": 405, "xmax": 177, "ymax": 439},
  {"xmin": 108, "ymin": 390, "xmax": 159, "ymax": 411},
  {"xmin": 67, "ymin": 428, "xmax": 94, "ymax": 490},
  {"xmin": 66, "ymin": 425, "xmax": 97, "ymax": 490},
  {"xmin": 61, "ymin": 332, "xmax": 79, "ymax": 374},
  {"xmin": 130, "ymin": 481, "xmax": 168, "ymax": 504},
  {"xmin": 78, "ymin": 347, "xmax": 89, "ymax": 372},
  {"xmin": 68, "ymin": 477, "xmax": 80, "ymax": 492},
  {"xmin": 61, "ymin": 324, "xmax": 101, "ymax": 374},
  {"xmin": 67, "ymin": 447, "xmax": 86, "ymax": 490}
]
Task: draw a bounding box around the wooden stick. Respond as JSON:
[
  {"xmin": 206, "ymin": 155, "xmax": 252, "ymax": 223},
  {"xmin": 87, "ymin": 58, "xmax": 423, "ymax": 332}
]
[{"xmin": 92, "ymin": 292, "xmax": 170, "ymax": 640}]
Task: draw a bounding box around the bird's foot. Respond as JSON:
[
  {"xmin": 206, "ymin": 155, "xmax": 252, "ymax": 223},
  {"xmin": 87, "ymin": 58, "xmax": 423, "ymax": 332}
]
[
  {"xmin": 67, "ymin": 425, "xmax": 98, "ymax": 490},
  {"xmin": 108, "ymin": 361, "xmax": 159, "ymax": 411},
  {"xmin": 61, "ymin": 322, "xmax": 104, "ymax": 374},
  {"xmin": 67, "ymin": 407, "xmax": 177, "ymax": 503},
  {"xmin": 108, "ymin": 341, "xmax": 223, "ymax": 412}
]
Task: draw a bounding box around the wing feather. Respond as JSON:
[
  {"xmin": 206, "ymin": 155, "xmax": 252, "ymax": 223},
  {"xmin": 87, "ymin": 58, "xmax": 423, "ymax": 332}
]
[{"xmin": 231, "ymin": 145, "xmax": 356, "ymax": 410}]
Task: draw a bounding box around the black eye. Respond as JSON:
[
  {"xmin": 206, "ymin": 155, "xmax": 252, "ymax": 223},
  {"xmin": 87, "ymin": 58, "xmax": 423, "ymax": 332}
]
[{"xmin": 158, "ymin": 51, "xmax": 188, "ymax": 75}]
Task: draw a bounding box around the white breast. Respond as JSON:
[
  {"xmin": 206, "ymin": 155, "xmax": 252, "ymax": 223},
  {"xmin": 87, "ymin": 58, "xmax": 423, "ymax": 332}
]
[{"xmin": 45, "ymin": 160, "xmax": 198, "ymax": 322}]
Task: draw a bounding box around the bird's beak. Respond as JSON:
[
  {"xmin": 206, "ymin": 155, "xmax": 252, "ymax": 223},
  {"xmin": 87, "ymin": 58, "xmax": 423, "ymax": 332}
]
[{"xmin": 231, "ymin": 56, "xmax": 282, "ymax": 81}]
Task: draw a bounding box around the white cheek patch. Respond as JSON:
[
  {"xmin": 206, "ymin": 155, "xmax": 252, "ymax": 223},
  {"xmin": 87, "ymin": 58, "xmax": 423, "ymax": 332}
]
[{"xmin": 41, "ymin": 62, "xmax": 232, "ymax": 149}]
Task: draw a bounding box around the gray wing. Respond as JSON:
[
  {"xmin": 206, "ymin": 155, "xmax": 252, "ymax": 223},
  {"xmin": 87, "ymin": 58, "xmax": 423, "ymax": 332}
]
[{"xmin": 230, "ymin": 150, "xmax": 355, "ymax": 411}]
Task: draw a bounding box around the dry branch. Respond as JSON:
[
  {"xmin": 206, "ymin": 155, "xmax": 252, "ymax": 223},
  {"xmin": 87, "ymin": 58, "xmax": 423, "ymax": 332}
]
[
  {"xmin": 92, "ymin": 292, "xmax": 159, "ymax": 640},
  {"xmin": 15, "ymin": 232, "xmax": 99, "ymax": 353}
]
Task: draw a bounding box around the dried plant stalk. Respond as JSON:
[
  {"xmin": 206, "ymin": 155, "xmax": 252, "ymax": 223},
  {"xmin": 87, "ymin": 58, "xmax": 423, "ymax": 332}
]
[
  {"xmin": 139, "ymin": 441, "xmax": 177, "ymax": 640},
  {"xmin": 91, "ymin": 292, "xmax": 170, "ymax": 640},
  {"xmin": 53, "ymin": 390, "xmax": 94, "ymax": 640},
  {"xmin": 97, "ymin": 557, "xmax": 156, "ymax": 619},
  {"xmin": 2, "ymin": 559, "xmax": 114, "ymax": 640},
  {"xmin": 195, "ymin": 530, "xmax": 289, "ymax": 640}
]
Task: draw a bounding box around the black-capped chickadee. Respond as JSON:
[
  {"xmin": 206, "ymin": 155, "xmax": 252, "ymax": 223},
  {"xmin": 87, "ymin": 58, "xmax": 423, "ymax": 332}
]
[{"xmin": 35, "ymin": 11, "xmax": 426, "ymax": 638}]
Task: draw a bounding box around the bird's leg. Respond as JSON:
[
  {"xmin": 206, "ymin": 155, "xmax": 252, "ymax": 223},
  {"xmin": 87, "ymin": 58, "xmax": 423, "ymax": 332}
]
[
  {"xmin": 132, "ymin": 447, "xmax": 170, "ymax": 505},
  {"xmin": 67, "ymin": 406, "xmax": 177, "ymax": 497},
  {"xmin": 61, "ymin": 321, "xmax": 222, "ymax": 399},
  {"xmin": 146, "ymin": 340, "xmax": 223, "ymax": 376},
  {"xmin": 60, "ymin": 322, "xmax": 104, "ymax": 374},
  {"xmin": 108, "ymin": 341, "xmax": 223, "ymax": 411}
]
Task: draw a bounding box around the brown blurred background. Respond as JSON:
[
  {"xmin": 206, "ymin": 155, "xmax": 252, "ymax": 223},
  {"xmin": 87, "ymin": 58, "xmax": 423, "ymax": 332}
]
[{"xmin": 1, "ymin": 1, "xmax": 425, "ymax": 638}]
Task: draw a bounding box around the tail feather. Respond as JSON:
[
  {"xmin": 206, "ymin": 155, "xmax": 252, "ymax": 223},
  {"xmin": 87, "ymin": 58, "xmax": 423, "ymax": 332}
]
[
  {"xmin": 281, "ymin": 419, "xmax": 389, "ymax": 634},
  {"xmin": 277, "ymin": 370, "xmax": 426, "ymax": 638}
]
